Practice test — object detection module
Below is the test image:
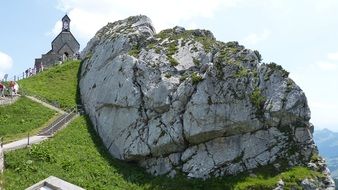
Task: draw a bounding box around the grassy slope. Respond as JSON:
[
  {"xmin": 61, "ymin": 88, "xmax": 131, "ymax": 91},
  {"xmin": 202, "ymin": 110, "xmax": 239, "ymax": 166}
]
[
  {"xmin": 2, "ymin": 60, "xmax": 324, "ymax": 189},
  {"xmin": 0, "ymin": 97, "xmax": 57, "ymax": 143},
  {"xmin": 18, "ymin": 60, "xmax": 81, "ymax": 110},
  {"xmin": 3, "ymin": 116, "xmax": 323, "ymax": 190}
]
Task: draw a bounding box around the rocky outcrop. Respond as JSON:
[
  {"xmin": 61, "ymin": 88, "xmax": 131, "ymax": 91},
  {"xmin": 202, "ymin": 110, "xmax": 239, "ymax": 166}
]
[
  {"xmin": 305, "ymin": 157, "xmax": 336, "ymax": 189},
  {"xmin": 79, "ymin": 15, "xmax": 334, "ymax": 187}
]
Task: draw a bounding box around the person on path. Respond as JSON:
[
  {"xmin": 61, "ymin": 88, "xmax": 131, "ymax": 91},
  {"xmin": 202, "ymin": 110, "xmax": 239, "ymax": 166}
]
[
  {"xmin": 0, "ymin": 82, "xmax": 4, "ymax": 98},
  {"xmin": 8, "ymin": 81, "xmax": 16, "ymax": 97},
  {"xmin": 40, "ymin": 63, "xmax": 44, "ymax": 72},
  {"xmin": 28, "ymin": 68, "xmax": 32, "ymax": 76}
]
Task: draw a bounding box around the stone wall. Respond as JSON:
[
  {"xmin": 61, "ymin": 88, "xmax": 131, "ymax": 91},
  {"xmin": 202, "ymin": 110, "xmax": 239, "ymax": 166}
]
[{"xmin": 41, "ymin": 52, "xmax": 60, "ymax": 68}]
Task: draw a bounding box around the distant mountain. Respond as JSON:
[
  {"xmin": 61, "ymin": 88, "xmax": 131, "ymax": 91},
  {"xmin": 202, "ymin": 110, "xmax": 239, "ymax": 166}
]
[
  {"xmin": 314, "ymin": 128, "xmax": 338, "ymax": 158},
  {"xmin": 314, "ymin": 128, "xmax": 338, "ymax": 180}
]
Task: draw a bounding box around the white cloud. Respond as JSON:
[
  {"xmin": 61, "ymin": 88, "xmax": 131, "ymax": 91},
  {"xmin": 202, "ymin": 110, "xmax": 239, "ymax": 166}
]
[
  {"xmin": 309, "ymin": 100, "xmax": 338, "ymax": 131},
  {"xmin": 291, "ymin": 60, "xmax": 338, "ymax": 132},
  {"xmin": 314, "ymin": 51, "xmax": 338, "ymax": 71},
  {"xmin": 327, "ymin": 51, "xmax": 338, "ymax": 61},
  {"xmin": 241, "ymin": 29, "xmax": 271, "ymax": 45},
  {"xmin": 55, "ymin": 0, "xmax": 241, "ymax": 42},
  {"xmin": 49, "ymin": 21, "xmax": 62, "ymax": 37},
  {"xmin": 0, "ymin": 51, "xmax": 13, "ymax": 79},
  {"xmin": 313, "ymin": 0, "xmax": 338, "ymax": 13},
  {"xmin": 315, "ymin": 61, "xmax": 338, "ymax": 71}
]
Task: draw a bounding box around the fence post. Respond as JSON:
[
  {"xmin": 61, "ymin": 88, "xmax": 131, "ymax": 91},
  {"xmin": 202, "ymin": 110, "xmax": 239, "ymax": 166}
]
[{"xmin": 27, "ymin": 132, "xmax": 30, "ymax": 145}]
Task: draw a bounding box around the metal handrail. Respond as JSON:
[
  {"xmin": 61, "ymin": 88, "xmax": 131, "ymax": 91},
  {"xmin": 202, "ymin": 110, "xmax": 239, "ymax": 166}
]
[{"xmin": 42, "ymin": 107, "xmax": 77, "ymax": 136}]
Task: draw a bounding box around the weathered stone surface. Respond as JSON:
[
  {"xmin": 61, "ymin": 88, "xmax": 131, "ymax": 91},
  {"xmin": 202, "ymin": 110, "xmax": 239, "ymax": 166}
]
[
  {"xmin": 79, "ymin": 15, "xmax": 334, "ymax": 188},
  {"xmin": 306, "ymin": 157, "xmax": 337, "ymax": 189}
]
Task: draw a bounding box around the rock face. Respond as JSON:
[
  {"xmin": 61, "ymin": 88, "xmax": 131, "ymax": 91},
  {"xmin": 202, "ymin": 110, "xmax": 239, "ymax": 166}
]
[{"xmin": 79, "ymin": 15, "xmax": 334, "ymax": 187}]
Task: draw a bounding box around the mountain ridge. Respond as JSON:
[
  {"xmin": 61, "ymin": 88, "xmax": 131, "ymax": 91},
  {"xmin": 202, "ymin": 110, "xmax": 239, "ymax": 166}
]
[{"xmin": 314, "ymin": 128, "xmax": 338, "ymax": 182}]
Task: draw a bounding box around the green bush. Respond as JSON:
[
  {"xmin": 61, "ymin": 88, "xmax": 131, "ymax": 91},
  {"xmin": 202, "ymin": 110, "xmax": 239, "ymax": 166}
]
[
  {"xmin": 254, "ymin": 50, "xmax": 262, "ymax": 62},
  {"xmin": 195, "ymin": 36, "xmax": 215, "ymax": 52},
  {"xmin": 164, "ymin": 73, "xmax": 172, "ymax": 78},
  {"xmin": 167, "ymin": 43, "xmax": 178, "ymax": 56},
  {"xmin": 128, "ymin": 45, "xmax": 141, "ymax": 57},
  {"xmin": 191, "ymin": 72, "xmax": 203, "ymax": 85},
  {"xmin": 225, "ymin": 41, "xmax": 238, "ymax": 48},
  {"xmin": 250, "ymin": 87, "xmax": 266, "ymax": 112},
  {"xmin": 168, "ymin": 56, "xmax": 179, "ymax": 66},
  {"xmin": 155, "ymin": 29, "xmax": 216, "ymax": 53},
  {"xmin": 268, "ymin": 62, "xmax": 289, "ymax": 77},
  {"xmin": 193, "ymin": 58, "xmax": 201, "ymax": 66},
  {"xmin": 235, "ymin": 67, "xmax": 249, "ymax": 78}
]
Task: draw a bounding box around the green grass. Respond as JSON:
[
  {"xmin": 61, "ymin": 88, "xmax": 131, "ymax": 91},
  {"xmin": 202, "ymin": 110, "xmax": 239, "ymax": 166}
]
[
  {"xmin": 168, "ymin": 56, "xmax": 179, "ymax": 66},
  {"xmin": 18, "ymin": 60, "xmax": 81, "ymax": 110},
  {"xmin": 234, "ymin": 167, "xmax": 324, "ymax": 190},
  {"xmin": 154, "ymin": 29, "xmax": 216, "ymax": 53},
  {"xmin": 2, "ymin": 116, "xmax": 324, "ymax": 190},
  {"xmin": 250, "ymin": 87, "xmax": 266, "ymax": 112},
  {"xmin": 234, "ymin": 67, "xmax": 249, "ymax": 78},
  {"xmin": 128, "ymin": 45, "xmax": 141, "ymax": 57},
  {"xmin": 0, "ymin": 96, "xmax": 57, "ymax": 143},
  {"xmin": 191, "ymin": 72, "xmax": 203, "ymax": 85}
]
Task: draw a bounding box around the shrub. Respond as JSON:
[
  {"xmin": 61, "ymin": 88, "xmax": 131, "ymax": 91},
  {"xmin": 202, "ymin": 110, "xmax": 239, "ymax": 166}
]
[
  {"xmin": 191, "ymin": 72, "xmax": 203, "ymax": 85},
  {"xmin": 225, "ymin": 41, "xmax": 238, "ymax": 48},
  {"xmin": 168, "ymin": 56, "xmax": 179, "ymax": 66},
  {"xmin": 167, "ymin": 43, "xmax": 178, "ymax": 56},
  {"xmin": 164, "ymin": 73, "xmax": 172, "ymax": 78},
  {"xmin": 195, "ymin": 36, "xmax": 215, "ymax": 52},
  {"xmin": 268, "ymin": 62, "xmax": 289, "ymax": 77},
  {"xmin": 250, "ymin": 87, "xmax": 266, "ymax": 113},
  {"xmin": 254, "ymin": 50, "xmax": 262, "ymax": 62},
  {"xmin": 193, "ymin": 58, "xmax": 201, "ymax": 66},
  {"xmin": 128, "ymin": 45, "xmax": 141, "ymax": 57},
  {"xmin": 235, "ymin": 67, "xmax": 249, "ymax": 78}
]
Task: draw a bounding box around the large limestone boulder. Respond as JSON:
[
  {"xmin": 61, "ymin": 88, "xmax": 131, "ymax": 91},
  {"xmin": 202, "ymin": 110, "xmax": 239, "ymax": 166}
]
[{"xmin": 79, "ymin": 15, "xmax": 331, "ymax": 186}]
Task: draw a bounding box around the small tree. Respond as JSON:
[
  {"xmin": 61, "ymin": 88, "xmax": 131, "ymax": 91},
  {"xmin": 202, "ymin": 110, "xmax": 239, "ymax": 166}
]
[{"xmin": 254, "ymin": 50, "xmax": 262, "ymax": 63}]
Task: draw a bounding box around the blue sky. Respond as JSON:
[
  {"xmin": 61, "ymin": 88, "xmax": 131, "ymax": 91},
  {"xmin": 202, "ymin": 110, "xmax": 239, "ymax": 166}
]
[{"xmin": 0, "ymin": 0, "xmax": 337, "ymax": 131}]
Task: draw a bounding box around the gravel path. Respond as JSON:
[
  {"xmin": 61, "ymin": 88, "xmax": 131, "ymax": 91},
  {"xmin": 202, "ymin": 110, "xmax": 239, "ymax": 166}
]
[
  {"xmin": 25, "ymin": 95, "xmax": 66, "ymax": 114},
  {"xmin": 0, "ymin": 95, "xmax": 20, "ymax": 106}
]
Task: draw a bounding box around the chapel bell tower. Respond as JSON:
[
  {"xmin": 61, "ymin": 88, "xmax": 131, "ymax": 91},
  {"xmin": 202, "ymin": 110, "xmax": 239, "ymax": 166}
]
[{"xmin": 62, "ymin": 15, "xmax": 70, "ymax": 32}]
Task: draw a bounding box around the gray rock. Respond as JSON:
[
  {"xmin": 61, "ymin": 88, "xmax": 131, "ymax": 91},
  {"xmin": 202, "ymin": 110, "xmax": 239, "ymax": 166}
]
[
  {"xmin": 301, "ymin": 178, "xmax": 318, "ymax": 190},
  {"xmin": 273, "ymin": 179, "xmax": 285, "ymax": 190},
  {"xmin": 79, "ymin": 15, "xmax": 334, "ymax": 187},
  {"xmin": 173, "ymin": 26, "xmax": 185, "ymax": 34}
]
